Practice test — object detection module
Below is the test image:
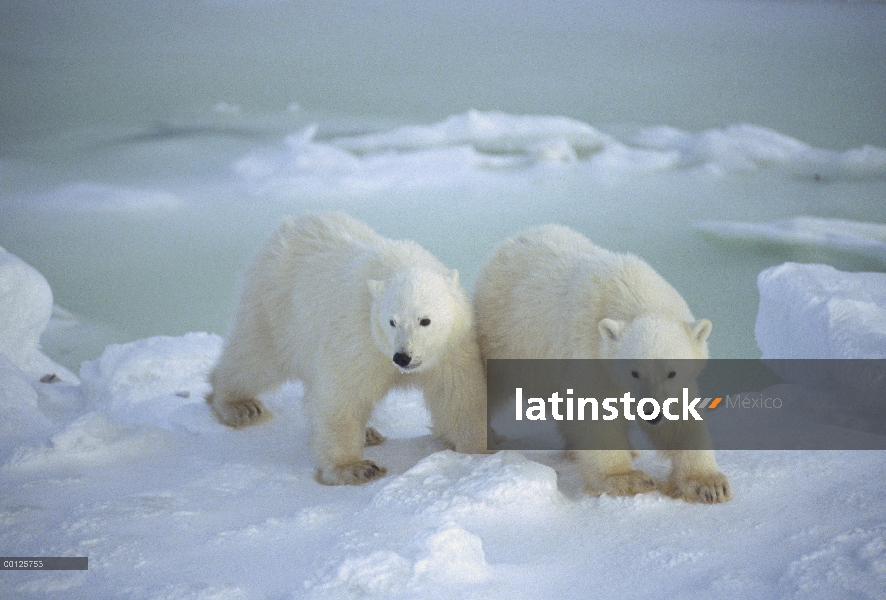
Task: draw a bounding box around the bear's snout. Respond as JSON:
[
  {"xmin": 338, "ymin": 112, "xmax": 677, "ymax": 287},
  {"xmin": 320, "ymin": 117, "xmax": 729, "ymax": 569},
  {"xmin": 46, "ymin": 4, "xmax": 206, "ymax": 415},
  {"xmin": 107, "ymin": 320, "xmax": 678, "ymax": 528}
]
[
  {"xmin": 393, "ymin": 352, "xmax": 412, "ymax": 367},
  {"xmin": 640, "ymin": 402, "xmax": 664, "ymax": 424}
]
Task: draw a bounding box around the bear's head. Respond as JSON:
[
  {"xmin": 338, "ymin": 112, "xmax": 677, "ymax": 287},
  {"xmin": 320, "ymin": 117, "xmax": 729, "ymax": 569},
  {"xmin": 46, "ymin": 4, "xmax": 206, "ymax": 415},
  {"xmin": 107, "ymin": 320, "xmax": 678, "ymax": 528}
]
[
  {"xmin": 368, "ymin": 268, "xmax": 463, "ymax": 374},
  {"xmin": 597, "ymin": 315, "xmax": 712, "ymax": 421}
]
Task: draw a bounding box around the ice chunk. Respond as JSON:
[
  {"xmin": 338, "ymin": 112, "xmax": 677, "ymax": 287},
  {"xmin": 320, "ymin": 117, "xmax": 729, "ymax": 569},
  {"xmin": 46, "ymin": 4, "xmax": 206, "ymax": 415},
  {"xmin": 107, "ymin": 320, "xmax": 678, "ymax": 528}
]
[
  {"xmin": 330, "ymin": 109, "xmax": 612, "ymax": 156},
  {"xmin": 756, "ymin": 263, "xmax": 886, "ymax": 359},
  {"xmin": 0, "ymin": 246, "xmax": 53, "ymax": 367},
  {"xmin": 634, "ymin": 124, "xmax": 886, "ymax": 177},
  {"xmin": 695, "ymin": 217, "xmax": 886, "ymax": 262},
  {"xmin": 371, "ymin": 450, "xmax": 562, "ymax": 518},
  {"xmin": 0, "ymin": 247, "xmax": 77, "ymax": 381}
]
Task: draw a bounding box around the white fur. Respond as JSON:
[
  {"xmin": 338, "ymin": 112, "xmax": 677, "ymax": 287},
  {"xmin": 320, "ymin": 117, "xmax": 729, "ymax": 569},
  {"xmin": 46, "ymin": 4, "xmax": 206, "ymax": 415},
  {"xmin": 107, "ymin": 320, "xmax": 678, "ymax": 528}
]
[
  {"xmin": 208, "ymin": 212, "xmax": 487, "ymax": 485},
  {"xmin": 475, "ymin": 224, "xmax": 731, "ymax": 503}
]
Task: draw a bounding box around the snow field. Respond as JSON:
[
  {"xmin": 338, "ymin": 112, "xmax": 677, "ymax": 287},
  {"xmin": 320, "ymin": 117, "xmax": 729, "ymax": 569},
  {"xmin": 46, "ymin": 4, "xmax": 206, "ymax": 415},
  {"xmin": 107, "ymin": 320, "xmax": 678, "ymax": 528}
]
[{"xmin": 1, "ymin": 249, "xmax": 885, "ymax": 598}]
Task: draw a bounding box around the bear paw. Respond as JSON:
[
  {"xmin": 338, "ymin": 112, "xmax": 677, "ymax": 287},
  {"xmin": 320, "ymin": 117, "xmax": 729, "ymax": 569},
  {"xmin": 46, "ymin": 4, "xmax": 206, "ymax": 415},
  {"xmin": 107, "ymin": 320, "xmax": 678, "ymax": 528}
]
[
  {"xmin": 588, "ymin": 470, "xmax": 657, "ymax": 497},
  {"xmin": 210, "ymin": 396, "xmax": 272, "ymax": 428},
  {"xmin": 662, "ymin": 472, "xmax": 732, "ymax": 504},
  {"xmin": 317, "ymin": 460, "xmax": 388, "ymax": 486},
  {"xmin": 364, "ymin": 426, "xmax": 386, "ymax": 447}
]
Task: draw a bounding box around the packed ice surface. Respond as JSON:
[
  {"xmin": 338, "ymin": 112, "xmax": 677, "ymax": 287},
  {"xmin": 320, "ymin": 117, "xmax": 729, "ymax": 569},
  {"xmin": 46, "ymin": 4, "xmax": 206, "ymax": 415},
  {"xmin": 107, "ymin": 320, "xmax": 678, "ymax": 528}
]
[
  {"xmin": 3, "ymin": 255, "xmax": 886, "ymax": 599},
  {"xmin": 756, "ymin": 262, "xmax": 886, "ymax": 359}
]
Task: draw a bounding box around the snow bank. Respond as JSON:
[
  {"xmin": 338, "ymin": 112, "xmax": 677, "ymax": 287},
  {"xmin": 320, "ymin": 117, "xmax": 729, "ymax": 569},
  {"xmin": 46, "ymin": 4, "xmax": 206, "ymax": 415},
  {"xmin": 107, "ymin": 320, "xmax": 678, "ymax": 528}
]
[
  {"xmin": 756, "ymin": 262, "xmax": 886, "ymax": 359},
  {"xmin": 695, "ymin": 217, "xmax": 886, "ymax": 262}
]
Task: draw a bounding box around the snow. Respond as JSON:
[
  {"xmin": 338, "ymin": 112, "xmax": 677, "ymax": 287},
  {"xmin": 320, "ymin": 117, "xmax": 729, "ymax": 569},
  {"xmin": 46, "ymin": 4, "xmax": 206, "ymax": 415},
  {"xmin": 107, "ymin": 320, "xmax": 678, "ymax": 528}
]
[
  {"xmin": 2, "ymin": 0, "xmax": 886, "ymax": 596},
  {"xmin": 3, "ymin": 254, "xmax": 886, "ymax": 598}
]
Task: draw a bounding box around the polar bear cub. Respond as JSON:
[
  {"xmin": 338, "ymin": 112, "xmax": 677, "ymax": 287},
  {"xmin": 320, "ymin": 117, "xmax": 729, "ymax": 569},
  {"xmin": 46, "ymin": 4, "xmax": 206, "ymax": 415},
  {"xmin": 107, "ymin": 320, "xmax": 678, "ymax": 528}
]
[
  {"xmin": 207, "ymin": 212, "xmax": 487, "ymax": 485},
  {"xmin": 475, "ymin": 224, "xmax": 731, "ymax": 503}
]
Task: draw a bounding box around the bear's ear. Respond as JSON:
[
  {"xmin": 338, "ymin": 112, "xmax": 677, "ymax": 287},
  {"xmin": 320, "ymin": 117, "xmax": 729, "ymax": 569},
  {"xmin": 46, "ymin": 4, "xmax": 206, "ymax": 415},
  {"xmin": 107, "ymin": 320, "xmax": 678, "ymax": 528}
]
[
  {"xmin": 690, "ymin": 319, "xmax": 713, "ymax": 344},
  {"xmin": 449, "ymin": 269, "xmax": 459, "ymax": 285},
  {"xmin": 598, "ymin": 318, "xmax": 624, "ymax": 342},
  {"xmin": 367, "ymin": 279, "xmax": 385, "ymax": 299}
]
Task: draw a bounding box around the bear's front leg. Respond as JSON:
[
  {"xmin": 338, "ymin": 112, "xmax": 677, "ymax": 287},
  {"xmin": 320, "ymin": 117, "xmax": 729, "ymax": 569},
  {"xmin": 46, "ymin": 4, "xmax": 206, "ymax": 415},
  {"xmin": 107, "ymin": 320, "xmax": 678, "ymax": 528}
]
[
  {"xmin": 310, "ymin": 388, "xmax": 387, "ymax": 486},
  {"xmin": 660, "ymin": 450, "xmax": 732, "ymax": 504},
  {"xmin": 645, "ymin": 419, "xmax": 732, "ymax": 503}
]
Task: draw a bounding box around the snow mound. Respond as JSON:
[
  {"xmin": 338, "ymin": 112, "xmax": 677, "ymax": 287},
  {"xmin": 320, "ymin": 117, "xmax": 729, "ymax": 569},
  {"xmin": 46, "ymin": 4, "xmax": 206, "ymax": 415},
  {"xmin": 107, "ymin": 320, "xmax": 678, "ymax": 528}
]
[
  {"xmin": 80, "ymin": 333, "xmax": 224, "ymax": 432},
  {"xmin": 756, "ymin": 263, "xmax": 886, "ymax": 359},
  {"xmin": 309, "ymin": 451, "xmax": 559, "ymax": 597},
  {"xmin": 371, "ymin": 450, "xmax": 562, "ymax": 517},
  {"xmin": 695, "ymin": 217, "xmax": 886, "ymax": 262},
  {"xmin": 0, "ymin": 354, "xmax": 54, "ymax": 443},
  {"xmin": 0, "ymin": 246, "xmax": 76, "ymax": 380}
]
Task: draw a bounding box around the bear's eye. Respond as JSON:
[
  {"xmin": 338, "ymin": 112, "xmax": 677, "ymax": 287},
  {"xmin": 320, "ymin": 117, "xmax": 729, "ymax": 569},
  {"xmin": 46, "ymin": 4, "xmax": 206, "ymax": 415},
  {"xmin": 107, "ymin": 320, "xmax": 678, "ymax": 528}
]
[
  {"xmin": 389, "ymin": 319, "xmax": 396, "ymax": 327},
  {"xmin": 667, "ymin": 371, "xmax": 676, "ymax": 379},
  {"xmin": 419, "ymin": 318, "xmax": 431, "ymax": 326},
  {"xmin": 631, "ymin": 371, "xmax": 640, "ymax": 379}
]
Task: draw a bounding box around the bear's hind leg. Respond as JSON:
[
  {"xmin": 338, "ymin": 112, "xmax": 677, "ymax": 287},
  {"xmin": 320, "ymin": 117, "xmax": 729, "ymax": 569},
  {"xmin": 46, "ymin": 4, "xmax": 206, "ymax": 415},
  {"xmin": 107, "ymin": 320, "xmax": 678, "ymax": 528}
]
[{"xmin": 364, "ymin": 426, "xmax": 386, "ymax": 447}]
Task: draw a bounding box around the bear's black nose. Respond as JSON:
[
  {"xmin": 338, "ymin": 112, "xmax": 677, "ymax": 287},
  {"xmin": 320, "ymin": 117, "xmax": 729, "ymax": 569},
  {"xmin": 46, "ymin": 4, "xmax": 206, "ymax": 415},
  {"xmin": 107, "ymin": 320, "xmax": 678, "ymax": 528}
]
[
  {"xmin": 640, "ymin": 402, "xmax": 663, "ymax": 424},
  {"xmin": 393, "ymin": 352, "xmax": 412, "ymax": 367}
]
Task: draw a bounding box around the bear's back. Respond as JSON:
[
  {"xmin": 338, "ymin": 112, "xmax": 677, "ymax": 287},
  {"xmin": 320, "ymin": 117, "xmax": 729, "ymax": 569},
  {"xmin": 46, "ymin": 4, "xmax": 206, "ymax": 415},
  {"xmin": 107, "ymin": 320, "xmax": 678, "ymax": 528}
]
[
  {"xmin": 276, "ymin": 211, "xmax": 380, "ymax": 257},
  {"xmin": 587, "ymin": 252, "xmax": 694, "ymax": 325},
  {"xmin": 475, "ymin": 224, "xmax": 695, "ymax": 360}
]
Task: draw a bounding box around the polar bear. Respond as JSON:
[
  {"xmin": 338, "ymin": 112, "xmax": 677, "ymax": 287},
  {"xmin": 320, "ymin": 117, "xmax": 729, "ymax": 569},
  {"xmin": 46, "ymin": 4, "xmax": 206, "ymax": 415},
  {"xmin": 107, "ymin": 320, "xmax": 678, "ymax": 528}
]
[
  {"xmin": 475, "ymin": 225, "xmax": 731, "ymax": 503},
  {"xmin": 207, "ymin": 212, "xmax": 487, "ymax": 485}
]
